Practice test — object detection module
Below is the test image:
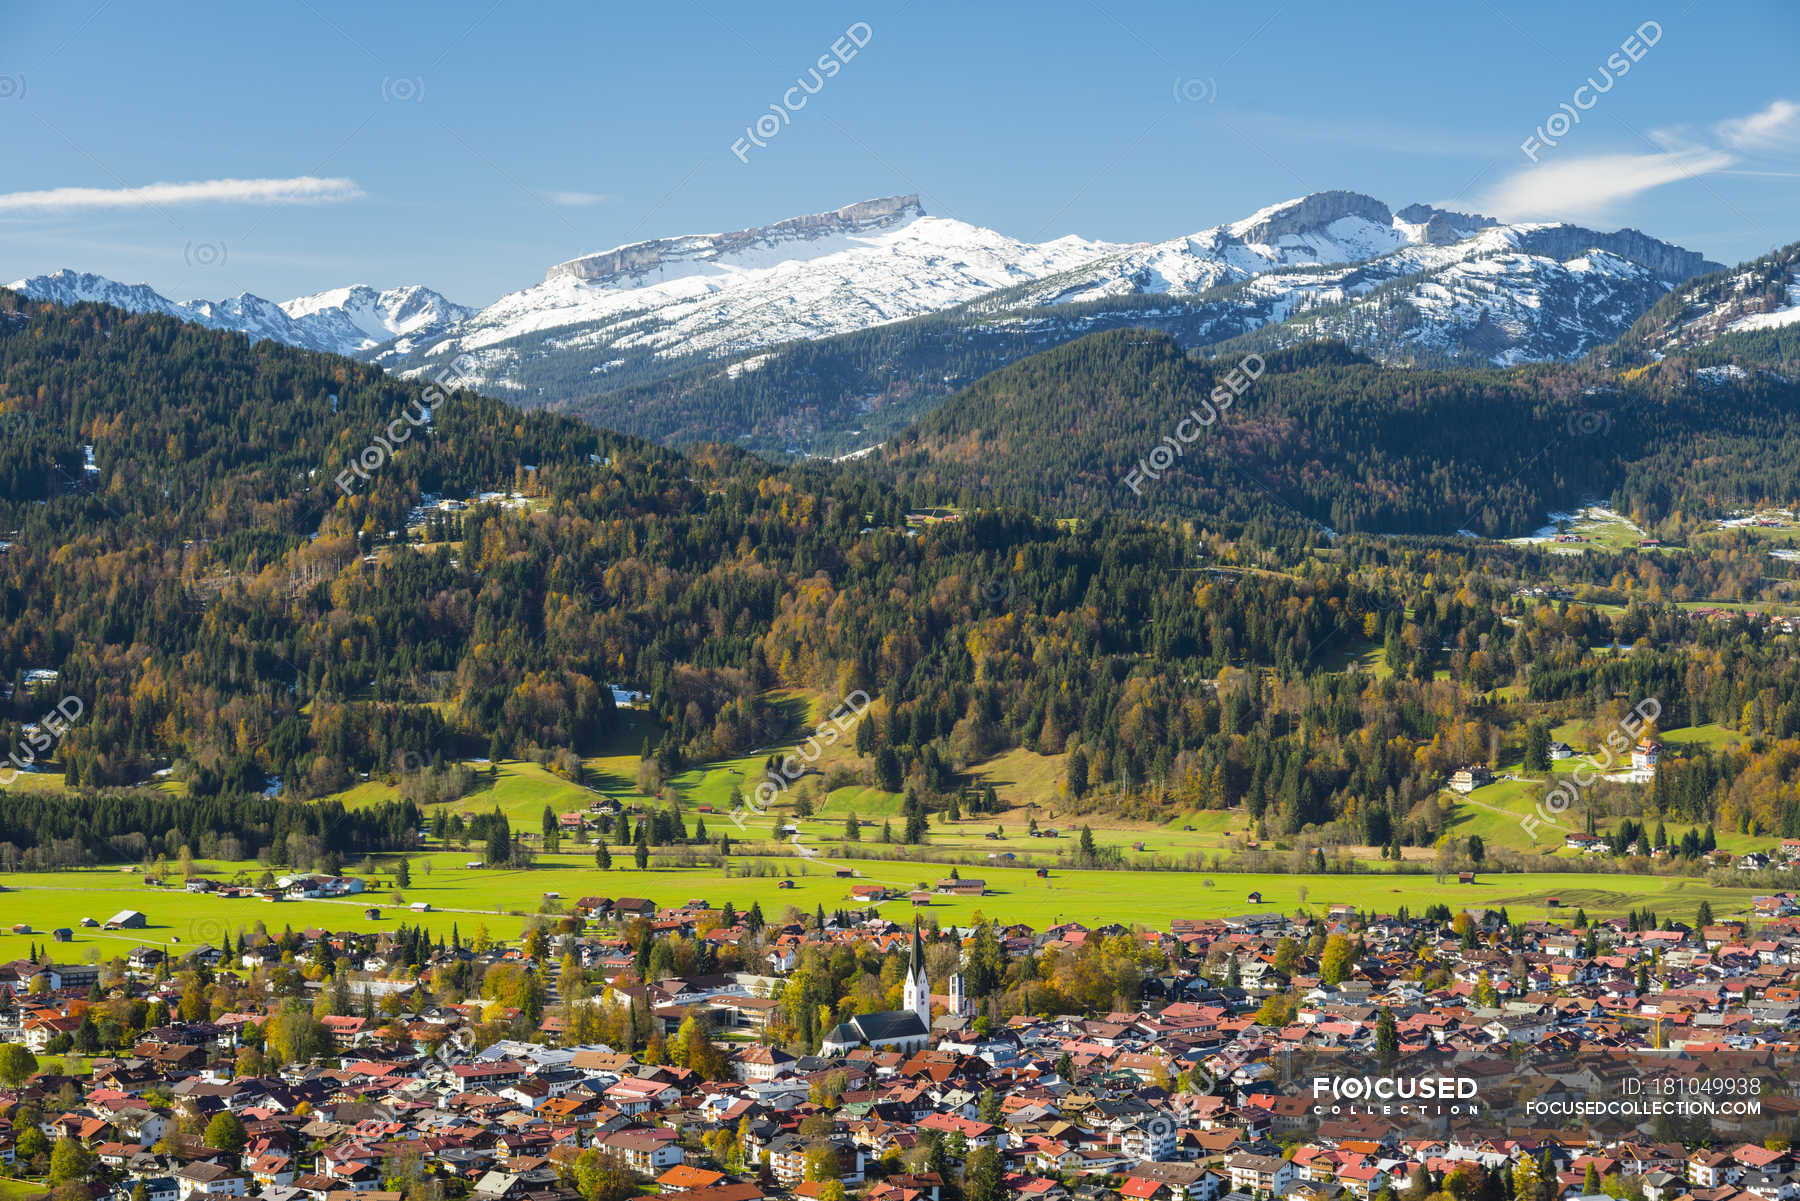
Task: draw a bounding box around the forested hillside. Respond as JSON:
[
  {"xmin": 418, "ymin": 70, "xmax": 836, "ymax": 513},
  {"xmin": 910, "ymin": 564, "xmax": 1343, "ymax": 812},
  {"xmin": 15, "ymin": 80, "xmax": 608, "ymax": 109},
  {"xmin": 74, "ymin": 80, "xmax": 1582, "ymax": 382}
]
[
  {"xmin": 873, "ymin": 329, "xmax": 1800, "ymax": 536},
  {"xmin": 0, "ymin": 292, "xmax": 1413, "ymax": 830},
  {"xmin": 5, "ymin": 290, "xmax": 1800, "ymax": 875}
]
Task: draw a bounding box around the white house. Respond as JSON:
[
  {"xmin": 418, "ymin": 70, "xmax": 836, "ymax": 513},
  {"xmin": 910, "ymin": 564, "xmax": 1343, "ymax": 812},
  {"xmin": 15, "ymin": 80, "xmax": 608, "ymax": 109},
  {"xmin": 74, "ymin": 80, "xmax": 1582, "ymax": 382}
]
[
  {"xmin": 176, "ymin": 1163, "xmax": 247, "ymax": 1201},
  {"xmin": 1229, "ymin": 1154, "xmax": 1296, "ymax": 1197}
]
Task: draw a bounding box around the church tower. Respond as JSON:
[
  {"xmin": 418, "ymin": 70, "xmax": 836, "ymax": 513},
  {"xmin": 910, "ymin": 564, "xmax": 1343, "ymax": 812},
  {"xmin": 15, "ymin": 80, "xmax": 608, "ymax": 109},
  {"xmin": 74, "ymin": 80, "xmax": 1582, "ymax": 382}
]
[
  {"xmin": 903, "ymin": 917, "xmax": 930, "ymax": 1026},
  {"xmin": 948, "ymin": 971, "xmax": 968, "ymax": 1017}
]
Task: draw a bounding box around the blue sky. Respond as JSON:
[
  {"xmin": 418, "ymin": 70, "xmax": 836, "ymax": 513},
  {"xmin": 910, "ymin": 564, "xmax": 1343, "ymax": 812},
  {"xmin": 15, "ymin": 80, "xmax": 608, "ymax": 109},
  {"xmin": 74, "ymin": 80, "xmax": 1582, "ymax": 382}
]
[{"xmin": 2, "ymin": 0, "xmax": 1797, "ymax": 305}]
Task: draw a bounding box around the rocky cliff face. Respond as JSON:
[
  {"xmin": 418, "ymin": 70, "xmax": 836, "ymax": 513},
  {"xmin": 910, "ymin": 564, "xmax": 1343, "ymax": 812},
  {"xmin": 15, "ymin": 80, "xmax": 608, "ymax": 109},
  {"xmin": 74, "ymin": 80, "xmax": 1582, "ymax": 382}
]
[
  {"xmin": 1395, "ymin": 203, "xmax": 1500, "ymax": 245},
  {"xmin": 1511, "ymin": 226, "xmax": 1721, "ymax": 283},
  {"xmin": 545, "ymin": 194, "xmax": 926, "ymax": 285},
  {"xmin": 1233, "ymin": 190, "xmax": 1394, "ymax": 244}
]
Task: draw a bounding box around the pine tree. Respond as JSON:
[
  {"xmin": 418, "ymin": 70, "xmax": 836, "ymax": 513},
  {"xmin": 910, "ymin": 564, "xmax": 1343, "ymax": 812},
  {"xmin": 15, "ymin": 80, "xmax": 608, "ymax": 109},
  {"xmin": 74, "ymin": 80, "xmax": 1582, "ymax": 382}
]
[
  {"xmin": 904, "ymin": 804, "xmax": 928, "ymax": 844},
  {"xmin": 1066, "ymin": 747, "xmax": 1089, "ymax": 798},
  {"xmin": 1524, "ymin": 720, "xmax": 1551, "ymax": 772},
  {"xmin": 1375, "ymin": 1007, "xmax": 1399, "ymax": 1071}
]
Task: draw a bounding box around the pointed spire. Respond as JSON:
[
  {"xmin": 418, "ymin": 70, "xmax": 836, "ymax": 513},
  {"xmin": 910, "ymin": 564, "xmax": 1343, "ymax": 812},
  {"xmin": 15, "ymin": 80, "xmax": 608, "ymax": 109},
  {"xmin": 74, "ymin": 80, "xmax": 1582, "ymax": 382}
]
[{"xmin": 906, "ymin": 916, "xmax": 930, "ymax": 1027}]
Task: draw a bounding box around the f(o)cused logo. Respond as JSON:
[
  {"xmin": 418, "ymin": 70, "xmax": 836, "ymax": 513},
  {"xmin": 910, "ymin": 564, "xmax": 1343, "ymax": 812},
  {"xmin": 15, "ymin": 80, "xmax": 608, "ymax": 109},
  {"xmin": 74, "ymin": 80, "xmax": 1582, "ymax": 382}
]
[
  {"xmin": 184, "ymin": 241, "xmax": 227, "ymax": 268},
  {"xmin": 1172, "ymin": 76, "xmax": 1217, "ymax": 103},
  {"xmin": 1567, "ymin": 409, "xmax": 1612, "ymax": 438},
  {"xmin": 381, "ymin": 76, "xmax": 424, "ymax": 103},
  {"xmin": 189, "ymin": 917, "xmax": 230, "ymax": 946}
]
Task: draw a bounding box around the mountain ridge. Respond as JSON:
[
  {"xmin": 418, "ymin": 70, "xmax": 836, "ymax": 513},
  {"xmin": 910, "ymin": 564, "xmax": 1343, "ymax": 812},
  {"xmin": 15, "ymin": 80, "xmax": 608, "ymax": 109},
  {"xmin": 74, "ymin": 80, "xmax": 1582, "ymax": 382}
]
[
  {"xmin": 4, "ymin": 269, "xmax": 471, "ymax": 358},
  {"xmin": 9, "ymin": 189, "xmax": 1738, "ymax": 456},
  {"xmin": 545, "ymin": 193, "xmax": 928, "ymax": 286},
  {"xmin": 372, "ymin": 189, "xmax": 1721, "ymax": 435}
]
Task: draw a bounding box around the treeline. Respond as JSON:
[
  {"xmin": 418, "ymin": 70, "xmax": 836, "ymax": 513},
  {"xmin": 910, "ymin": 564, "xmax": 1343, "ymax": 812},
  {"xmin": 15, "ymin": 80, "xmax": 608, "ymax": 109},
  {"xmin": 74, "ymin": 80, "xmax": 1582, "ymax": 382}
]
[{"xmin": 0, "ymin": 792, "xmax": 422, "ymax": 870}]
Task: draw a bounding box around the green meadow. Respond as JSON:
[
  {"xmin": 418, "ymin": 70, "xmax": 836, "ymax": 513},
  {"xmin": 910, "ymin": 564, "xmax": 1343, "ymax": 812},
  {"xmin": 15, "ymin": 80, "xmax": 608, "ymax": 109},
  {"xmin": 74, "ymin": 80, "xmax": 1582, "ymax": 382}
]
[
  {"xmin": 0, "ymin": 690, "xmax": 1780, "ymax": 966},
  {"xmin": 0, "ymin": 852, "xmax": 1764, "ymax": 964}
]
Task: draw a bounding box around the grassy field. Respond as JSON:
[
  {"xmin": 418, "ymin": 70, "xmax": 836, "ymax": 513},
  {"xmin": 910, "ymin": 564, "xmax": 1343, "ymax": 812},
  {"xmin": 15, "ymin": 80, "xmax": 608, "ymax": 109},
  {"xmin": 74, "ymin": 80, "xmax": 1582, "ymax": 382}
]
[
  {"xmin": 1506, "ymin": 506, "xmax": 1657, "ymax": 555},
  {"xmin": 6, "ymin": 681, "xmax": 1782, "ymax": 965},
  {"xmin": 1442, "ymin": 742, "xmax": 1765, "ymax": 856},
  {"xmin": 0, "ymin": 851, "xmax": 1766, "ymax": 963},
  {"xmin": 1659, "ymin": 723, "xmax": 1750, "ymax": 751}
]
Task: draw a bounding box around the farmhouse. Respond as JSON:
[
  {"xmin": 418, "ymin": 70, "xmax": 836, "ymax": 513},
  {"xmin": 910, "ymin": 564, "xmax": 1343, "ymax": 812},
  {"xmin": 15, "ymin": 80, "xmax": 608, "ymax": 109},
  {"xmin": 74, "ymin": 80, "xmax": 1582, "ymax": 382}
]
[
  {"xmin": 1448, "ymin": 765, "xmax": 1492, "ymax": 794},
  {"xmin": 279, "ymin": 873, "xmax": 365, "ymax": 899}
]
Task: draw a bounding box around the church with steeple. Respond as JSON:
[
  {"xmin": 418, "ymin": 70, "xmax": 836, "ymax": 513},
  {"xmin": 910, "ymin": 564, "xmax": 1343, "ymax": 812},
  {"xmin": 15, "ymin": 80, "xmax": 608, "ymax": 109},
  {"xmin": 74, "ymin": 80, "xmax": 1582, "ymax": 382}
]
[{"xmin": 819, "ymin": 919, "xmax": 936, "ymax": 1055}]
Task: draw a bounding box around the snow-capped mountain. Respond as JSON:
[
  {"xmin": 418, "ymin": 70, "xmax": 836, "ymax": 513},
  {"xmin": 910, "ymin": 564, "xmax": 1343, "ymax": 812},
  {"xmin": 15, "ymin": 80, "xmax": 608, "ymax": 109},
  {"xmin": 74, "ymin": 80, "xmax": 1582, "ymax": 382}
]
[
  {"xmin": 368, "ymin": 194, "xmax": 1118, "ymax": 393},
  {"xmin": 1006, "ymin": 193, "xmax": 1495, "ymax": 308},
  {"xmin": 560, "ymin": 199, "xmax": 1724, "ymax": 452},
  {"xmin": 1097, "ymin": 221, "xmax": 1720, "ymax": 367},
  {"xmin": 1235, "ymin": 248, "xmax": 1673, "ymax": 366},
  {"xmin": 279, "ymin": 284, "xmax": 473, "ymax": 356},
  {"xmin": 9, "ymin": 189, "xmax": 1732, "ymax": 454},
  {"xmin": 378, "ymin": 190, "xmax": 1718, "ymax": 405},
  {"xmin": 8, "ymin": 270, "xmax": 207, "ymax": 326},
  {"xmin": 373, "ymin": 191, "xmax": 1500, "ymax": 395},
  {"xmin": 965, "ymin": 197, "xmax": 1718, "ymax": 365},
  {"xmin": 4, "ymin": 270, "xmax": 470, "ymax": 358}
]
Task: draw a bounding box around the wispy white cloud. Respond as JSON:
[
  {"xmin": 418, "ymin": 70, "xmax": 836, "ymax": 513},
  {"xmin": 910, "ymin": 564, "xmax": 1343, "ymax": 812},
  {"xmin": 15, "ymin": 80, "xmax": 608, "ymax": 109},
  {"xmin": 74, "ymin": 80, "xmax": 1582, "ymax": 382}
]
[
  {"xmin": 1477, "ymin": 149, "xmax": 1734, "ymax": 222},
  {"xmin": 0, "ymin": 176, "xmax": 364, "ymax": 214},
  {"xmin": 545, "ymin": 190, "xmax": 617, "ymax": 207},
  {"xmin": 1476, "ymin": 97, "xmax": 1800, "ymax": 224},
  {"xmin": 1717, "ymin": 99, "xmax": 1800, "ymax": 151}
]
